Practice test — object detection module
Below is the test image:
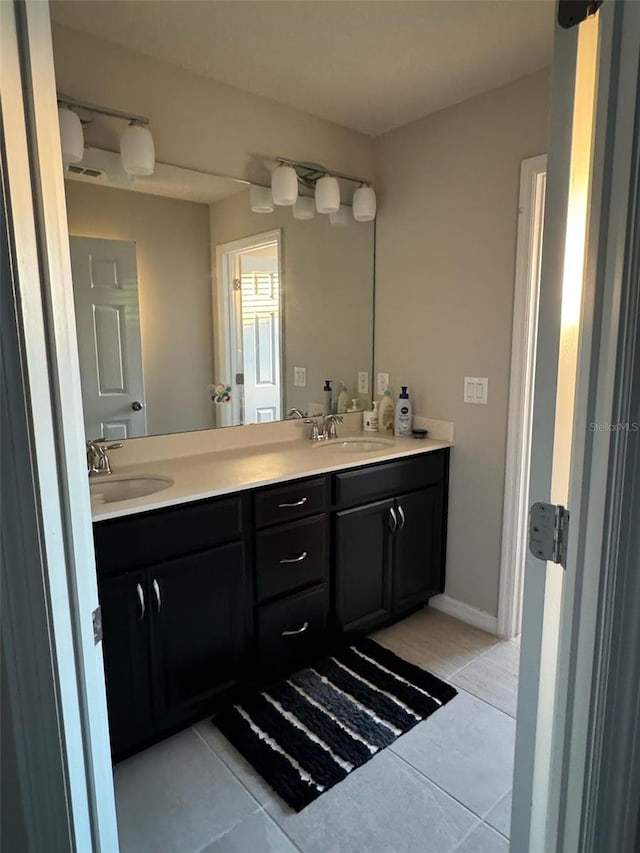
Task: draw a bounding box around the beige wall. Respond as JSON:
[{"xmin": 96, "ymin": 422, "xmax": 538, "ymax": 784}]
[
  {"xmin": 51, "ymin": 24, "xmax": 374, "ymax": 187},
  {"xmin": 374, "ymin": 70, "xmax": 550, "ymax": 617},
  {"xmin": 65, "ymin": 181, "xmax": 214, "ymax": 435},
  {"xmin": 209, "ymin": 189, "xmax": 374, "ymax": 415}
]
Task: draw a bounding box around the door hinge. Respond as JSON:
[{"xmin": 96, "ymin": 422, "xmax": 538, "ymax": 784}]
[
  {"xmin": 233, "ymin": 278, "xmax": 241, "ymax": 291},
  {"xmin": 92, "ymin": 606, "xmax": 103, "ymax": 644},
  {"xmin": 528, "ymin": 502, "xmax": 570, "ymax": 568},
  {"xmin": 558, "ymin": 0, "xmax": 603, "ymax": 30}
]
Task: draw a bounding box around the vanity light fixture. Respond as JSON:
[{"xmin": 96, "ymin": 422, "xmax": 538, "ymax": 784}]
[
  {"xmin": 250, "ymin": 185, "xmax": 275, "ymax": 213},
  {"xmin": 56, "ymin": 92, "xmax": 155, "ymax": 176},
  {"xmin": 271, "ymin": 163, "xmax": 299, "ymax": 206},
  {"xmin": 353, "ymin": 184, "xmax": 377, "ymax": 222},
  {"xmin": 57, "ymin": 103, "xmax": 85, "ymax": 166},
  {"xmin": 315, "ymin": 175, "xmax": 341, "ymax": 214},
  {"xmin": 120, "ymin": 121, "xmax": 155, "ymax": 176},
  {"xmin": 292, "ymin": 196, "xmax": 315, "ymax": 220},
  {"xmin": 269, "ymin": 157, "xmax": 376, "ymax": 221}
]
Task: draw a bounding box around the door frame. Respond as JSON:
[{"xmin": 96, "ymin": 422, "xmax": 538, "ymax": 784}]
[
  {"xmin": 497, "ymin": 153, "xmax": 547, "ymax": 640},
  {"xmin": 513, "ymin": 3, "xmax": 640, "ymax": 851},
  {"xmin": 1, "ymin": 2, "xmax": 118, "ymax": 849},
  {"xmin": 214, "ymin": 228, "xmax": 283, "ymax": 427}
]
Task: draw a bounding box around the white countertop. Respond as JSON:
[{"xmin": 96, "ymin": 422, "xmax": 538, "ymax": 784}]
[{"xmin": 90, "ymin": 433, "xmax": 453, "ymax": 522}]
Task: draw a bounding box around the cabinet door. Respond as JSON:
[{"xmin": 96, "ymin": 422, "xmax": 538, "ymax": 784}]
[
  {"xmin": 99, "ymin": 569, "xmax": 153, "ymax": 758},
  {"xmin": 393, "ymin": 485, "xmax": 444, "ymax": 613},
  {"xmin": 335, "ymin": 498, "xmax": 394, "ymax": 632},
  {"xmin": 150, "ymin": 543, "xmax": 247, "ymax": 726}
]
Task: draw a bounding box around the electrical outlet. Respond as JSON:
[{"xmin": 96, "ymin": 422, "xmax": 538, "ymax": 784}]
[
  {"xmin": 377, "ymin": 372, "xmax": 390, "ymax": 396},
  {"xmin": 463, "ymin": 376, "xmax": 488, "ymax": 405},
  {"xmin": 358, "ymin": 372, "xmax": 369, "ymax": 395},
  {"xmin": 294, "ymin": 367, "xmax": 306, "ymax": 388}
]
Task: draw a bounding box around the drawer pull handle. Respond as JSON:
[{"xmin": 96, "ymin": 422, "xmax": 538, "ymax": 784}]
[
  {"xmin": 279, "ymin": 551, "xmax": 308, "ymax": 564},
  {"xmin": 152, "ymin": 578, "xmax": 161, "ymax": 614},
  {"xmin": 397, "ymin": 504, "xmax": 406, "ymax": 530},
  {"xmin": 136, "ymin": 583, "xmax": 145, "ymax": 621},
  {"xmin": 281, "ymin": 621, "xmax": 309, "ymax": 637},
  {"xmin": 389, "ymin": 506, "xmax": 398, "ymax": 533},
  {"xmin": 278, "ymin": 497, "xmax": 308, "ymax": 508}
]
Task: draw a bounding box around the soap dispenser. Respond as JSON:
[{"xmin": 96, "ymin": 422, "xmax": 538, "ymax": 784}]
[
  {"xmin": 323, "ymin": 380, "xmax": 332, "ymax": 415},
  {"xmin": 336, "ymin": 382, "xmax": 350, "ymax": 414}
]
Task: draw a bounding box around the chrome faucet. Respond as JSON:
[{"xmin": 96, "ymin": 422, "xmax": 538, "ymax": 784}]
[
  {"xmin": 87, "ymin": 438, "xmax": 123, "ymax": 476},
  {"xmin": 287, "ymin": 408, "xmax": 306, "ymax": 419},
  {"xmin": 304, "ymin": 414, "xmax": 343, "ymax": 441}
]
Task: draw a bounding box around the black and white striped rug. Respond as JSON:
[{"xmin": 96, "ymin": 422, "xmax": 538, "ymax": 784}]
[{"xmin": 214, "ymin": 638, "xmax": 457, "ymax": 811}]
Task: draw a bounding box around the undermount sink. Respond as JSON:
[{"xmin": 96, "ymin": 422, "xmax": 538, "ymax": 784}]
[
  {"xmin": 313, "ymin": 437, "xmax": 396, "ymax": 453},
  {"xmin": 89, "ymin": 474, "xmax": 174, "ymax": 504}
]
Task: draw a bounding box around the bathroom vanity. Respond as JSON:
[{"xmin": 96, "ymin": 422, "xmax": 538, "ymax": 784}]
[{"xmin": 91, "ymin": 440, "xmax": 450, "ymax": 759}]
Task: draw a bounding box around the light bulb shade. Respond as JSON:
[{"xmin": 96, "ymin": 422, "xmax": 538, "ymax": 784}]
[
  {"xmin": 250, "ymin": 185, "xmax": 274, "ymax": 213},
  {"xmin": 292, "ymin": 196, "xmax": 315, "ymax": 221},
  {"xmin": 329, "ymin": 205, "xmax": 351, "ymax": 228},
  {"xmin": 271, "ymin": 164, "xmax": 298, "ymax": 206},
  {"xmin": 353, "ymin": 185, "xmax": 377, "ymax": 221},
  {"xmin": 120, "ymin": 122, "xmax": 155, "ymax": 176},
  {"xmin": 57, "ymin": 105, "xmax": 84, "ymax": 165},
  {"xmin": 315, "ymin": 175, "xmax": 340, "ymax": 214}
]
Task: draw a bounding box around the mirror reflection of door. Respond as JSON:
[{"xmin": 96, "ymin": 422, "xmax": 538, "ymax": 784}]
[
  {"xmin": 218, "ymin": 231, "xmax": 282, "ymax": 426},
  {"xmin": 69, "ymin": 236, "xmax": 147, "ymax": 439}
]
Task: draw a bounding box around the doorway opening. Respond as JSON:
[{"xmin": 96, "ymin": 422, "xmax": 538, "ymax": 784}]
[
  {"xmin": 498, "ymin": 154, "xmax": 547, "ymax": 640},
  {"xmin": 216, "ymin": 230, "xmax": 283, "ymax": 428}
]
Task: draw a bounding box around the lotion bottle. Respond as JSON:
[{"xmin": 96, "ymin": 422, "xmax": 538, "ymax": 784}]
[
  {"xmin": 394, "ymin": 386, "xmax": 412, "ymax": 437},
  {"xmin": 379, "ymin": 387, "xmax": 395, "ymax": 432}
]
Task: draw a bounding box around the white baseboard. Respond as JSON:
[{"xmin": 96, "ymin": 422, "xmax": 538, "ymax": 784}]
[{"xmin": 429, "ymin": 594, "xmax": 499, "ymax": 635}]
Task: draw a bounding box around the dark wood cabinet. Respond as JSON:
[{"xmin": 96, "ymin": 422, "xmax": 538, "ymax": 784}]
[
  {"xmin": 335, "ymin": 498, "xmax": 394, "ymax": 632},
  {"xmin": 99, "ymin": 569, "xmax": 153, "ymax": 757},
  {"xmin": 150, "ymin": 543, "xmax": 247, "ymax": 727},
  {"xmin": 393, "ymin": 486, "xmax": 444, "ymax": 614},
  {"xmin": 94, "ymin": 448, "xmax": 449, "ymax": 760}
]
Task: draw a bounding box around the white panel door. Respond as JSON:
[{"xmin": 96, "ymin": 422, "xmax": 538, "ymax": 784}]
[
  {"xmin": 240, "ymin": 253, "xmax": 281, "ymax": 423},
  {"xmin": 70, "ymin": 236, "xmax": 147, "ymax": 439}
]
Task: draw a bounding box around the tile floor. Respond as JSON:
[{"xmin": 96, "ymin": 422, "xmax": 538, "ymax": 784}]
[{"xmin": 114, "ymin": 608, "xmax": 520, "ymax": 853}]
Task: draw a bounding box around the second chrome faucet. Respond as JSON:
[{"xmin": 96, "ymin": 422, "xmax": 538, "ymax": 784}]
[{"xmin": 304, "ymin": 414, "xmax": 343, "ymax": 441}]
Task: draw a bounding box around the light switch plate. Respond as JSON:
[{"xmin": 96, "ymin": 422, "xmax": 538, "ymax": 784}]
[
  {"xmin": 294, "ymin": 367, "xmax": 306, "ymax": 388},
  {"xmin": 464, "ymin": 376, "xmax": 488, "ymax": 405},
  {"xmin": 377, "ymin": 372, "xmax": 390, "ymax": 396},
  {"xmin": 358, "ymin": 371, "xmax": 369, "ymax": 394}
]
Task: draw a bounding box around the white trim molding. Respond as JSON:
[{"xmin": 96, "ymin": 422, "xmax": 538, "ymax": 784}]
[
  {"xmin": 497, "ymin": 153, "xmax": 547, "ymax": 640},
  {"xmin": 429, "ymin": 594, "xmax": 498, "ymax": 636}
]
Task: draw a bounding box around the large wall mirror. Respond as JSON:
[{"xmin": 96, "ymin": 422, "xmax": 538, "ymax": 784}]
[{"xmin": 64, "ymin": 155, "xmax": 375, "ymax": 439}]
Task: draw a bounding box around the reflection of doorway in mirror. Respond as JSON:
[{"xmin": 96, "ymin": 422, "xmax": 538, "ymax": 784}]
[
  {"xmin": 69, "ymin": 236, "xmax": 147, "ymax": 440},
  {"xmin": 216, "ymin": 231, "xmax": 282, "ymax": 427}
]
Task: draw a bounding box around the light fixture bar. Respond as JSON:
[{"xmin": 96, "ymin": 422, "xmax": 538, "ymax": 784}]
[
  {"xmin": 57, "ymin": 92, "xmax": 149, "ymax": 126},
  {"xmin": 275, "ymin": 157, "xmax": 371, "ymax": 187}
]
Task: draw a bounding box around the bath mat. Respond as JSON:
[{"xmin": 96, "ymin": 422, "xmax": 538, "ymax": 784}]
[{"xmin": 213, "ymin": 637, "xmax": 457, "ymax": 811}]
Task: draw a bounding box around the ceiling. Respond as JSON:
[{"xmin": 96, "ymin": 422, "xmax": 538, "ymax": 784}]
[{"xmin": 50, "ymin": 0, "xmax": 554, "ymax": 137}]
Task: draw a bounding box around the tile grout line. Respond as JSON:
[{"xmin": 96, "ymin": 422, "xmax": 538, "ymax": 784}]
[
  {"xmin": 191, "ymin": 725, "xmax": 304, "ymax": 853},
  {"xmin": 389, "ymin": 748, "xmax": 503, "ymax": 826}
]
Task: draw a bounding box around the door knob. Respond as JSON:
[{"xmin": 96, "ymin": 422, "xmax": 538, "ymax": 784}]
[{"xmin": 131, "ymin": 401, "xmax": 144, "ymax": 411}]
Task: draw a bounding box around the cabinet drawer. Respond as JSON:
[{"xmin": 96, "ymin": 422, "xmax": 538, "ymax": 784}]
[
  {"xmin": 256, "ymin": 515, "xmax": 327, "ymax": 603},
  {"xmin": 257, "ymin": 585, "xmax": 328, "ymax": 674},
  {"xmin": 254, "ymin": 477, "xmax": 326, "ymax": 528},
  {"xmin": 333, "ymin": 451, "xmax": 445, "ymax": 509},
  {"xmin": 94, "ymin": 495, "xmax": 242, "ymax": 576}
]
